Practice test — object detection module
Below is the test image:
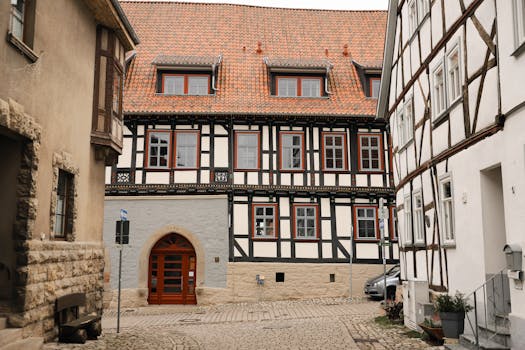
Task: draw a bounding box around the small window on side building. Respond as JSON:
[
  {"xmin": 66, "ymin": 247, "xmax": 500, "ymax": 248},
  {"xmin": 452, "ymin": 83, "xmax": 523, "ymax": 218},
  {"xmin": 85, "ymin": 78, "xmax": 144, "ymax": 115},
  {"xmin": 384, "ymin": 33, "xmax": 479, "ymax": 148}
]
[
  {"xmin": 54, "ymin": 170, "xmax": 74, "ymax": 239},
  {"xmin": 9, "ymin": 0, "xmax": 36, "ymax": 48}
]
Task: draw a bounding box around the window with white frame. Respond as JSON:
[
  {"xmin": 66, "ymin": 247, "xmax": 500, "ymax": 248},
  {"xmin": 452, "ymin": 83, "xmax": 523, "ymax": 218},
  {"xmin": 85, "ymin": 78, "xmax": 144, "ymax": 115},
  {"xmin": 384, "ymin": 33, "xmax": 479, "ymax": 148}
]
[
  {"xmin": 417, "ymin": 0, "xmax": 429, "ymax": 24},
  {"xmin": 253, "ymin": 205, "xmax": 277, "ymax": 238},
  {"xmin": 301, "ymin": 79, "xmax": 321, "ymax": 97},
  {"xmin": 235, "ymin": 132, "xmax": 259, "ymax": 170},
  {"xmin": 408, "ymin": 0, "xmax": 418, "ymax": 35},
  {"xmin": 514, "ymin": 0, "xmax": 525, "ymax": 49},
  {"xmin": 447, "ymin": 46, "xmax": 461, "ymax": 102},
  {"xmin": 432, "ymin": 63, "xmax": 446, "ymax": 117},
  {"xmin": 398, "ymin": 99, "xmax": 414, "ymax": 147},
  {"xmin": 280, "ymin": 133, "xmax": 304, "ymax": 170},
  {"xmin": 322, "ymin": 133, "xmax": 346, "ymax": 171},
  {"xmin": 161, "ymin": 74, "xmax": 210, "ymax": 95},
  {"xmin": 147, "ymin": 131, "xmax": 171, "ymax": 169},
  {"xmin": 440, "ymin": 175, "xmax": 455, "ymax": 244},
  {"xmin": 188, "ymin": 76, "xmax": 209, "ymax": 95},
  {"xmin": 358, "ymin": 134, "xmax": 382, "ymax": 171},
  {"xmin": 277, "ymin": 78, "xmax": 298, "ymax": 97},
  {"xmin": 404, "ymin": 195, "xmax": 412, "ymax": 245},
  {"xmin": 294, "ymin": 205, "xmax": 318, "ymax": 239},
  {"xmin": 391, "ymin": 207, "xmax": 399, "ymax": 240},
  {"xmin": 175, "ymin": 131, "xmax": 199, "ymax": 168},
  {"xmin": 413, "ymin": 191, "xmax": 425, "ymax": 244},
  {"xmin": 355, "ymin": 207, "xmax": 377, "ymax": 240}
]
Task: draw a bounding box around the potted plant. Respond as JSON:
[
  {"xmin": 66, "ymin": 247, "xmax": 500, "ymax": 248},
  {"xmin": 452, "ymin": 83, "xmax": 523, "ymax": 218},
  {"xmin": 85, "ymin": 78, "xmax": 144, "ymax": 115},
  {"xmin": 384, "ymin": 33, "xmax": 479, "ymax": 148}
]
[
  {"xmin": 434, "ymin": 292, "xmax": 473, "ymax": 338},
  {"xmin": 419, "ymin": 317, "xmax": 444, "ymax": 341}
]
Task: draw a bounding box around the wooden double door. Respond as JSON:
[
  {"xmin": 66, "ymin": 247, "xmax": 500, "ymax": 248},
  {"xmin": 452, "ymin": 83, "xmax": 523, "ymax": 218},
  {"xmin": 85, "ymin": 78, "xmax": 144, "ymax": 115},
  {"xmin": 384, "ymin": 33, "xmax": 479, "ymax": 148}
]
[{"xmin": 148, "ymin": 234, "xmax": 196, "ymax": 304}]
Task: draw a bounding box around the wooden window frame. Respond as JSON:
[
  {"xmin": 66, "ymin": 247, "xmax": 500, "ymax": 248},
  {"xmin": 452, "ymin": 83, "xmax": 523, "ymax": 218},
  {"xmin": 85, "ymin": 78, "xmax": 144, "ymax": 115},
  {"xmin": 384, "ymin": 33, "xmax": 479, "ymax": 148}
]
[
  {"xmin": 447, "ymin": 44, "xmax": 462, "ymax": 104},
  {"xmin": 357, "ymin": 133, "xmax": 384, "ymax": 173},
  {"xmin": 369, "ymin": 77, "xmax": 381, "ymax": 98},
  {"xmin": 161, "ymin": 73, "xmax": 211, "ymax": 95},
  {"xmin": 279, "ymin": 131, "xmax": 306, "ymax": 172},
  {"xmin": 353, "ymin": 205, "xmax": 379, "ymax": 241},
  {"xmin": 234, "ymin": 131, "xmax": 261, "ymax": 171},
  {"xmin": 439, "ymin": 174, "xmax": 455, "ymax": 246},
  {"xmin": 275, "ymin": 76, "xmax": 323, "ymax": 97},
  {"xmin": 389, "ymin": 206, "xmax": 398, "ymax": 241},
  {"xmin": 431, "ymin": 60, "xmax": 447, "ymax": 119},
  {"xmin": 173, "ymin": 130, "xmax": 200, "ymax": 170},
  {"xmin": 145, "ymin": 130, "xmax": 172, "ymax": 170},
  {"xmin": 403, "ymin": 194, "xmax": 413, "ymax": 246},
  {"xmin": 53, "ymin": 170, "xmax": 74, "ymax": 240},
  {"xmin": 321, "ymin": 132, "xmax": 348, "ymax": 172},
  {"xmin": 514, "ymin": 0, "xmax": 525, "ymax": 51},
  {"xmin": 292, "ymin": 204, "xmax": 320, "ymax": 241},
  {"xmin": 252, "ymin": 203, "xmax": 279, "ymax": 240},
  {"xmin": 413, "ymin": 189, "xmax": 425, "ymax": 245}
]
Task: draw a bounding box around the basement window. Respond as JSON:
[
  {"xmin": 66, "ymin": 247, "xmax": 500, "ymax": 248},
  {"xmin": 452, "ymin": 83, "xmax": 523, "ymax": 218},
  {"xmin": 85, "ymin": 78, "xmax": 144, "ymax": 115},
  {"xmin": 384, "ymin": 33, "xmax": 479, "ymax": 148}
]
[{"xmin": 276, "ymin": 272, "xmax": 285, "ymax": 282}]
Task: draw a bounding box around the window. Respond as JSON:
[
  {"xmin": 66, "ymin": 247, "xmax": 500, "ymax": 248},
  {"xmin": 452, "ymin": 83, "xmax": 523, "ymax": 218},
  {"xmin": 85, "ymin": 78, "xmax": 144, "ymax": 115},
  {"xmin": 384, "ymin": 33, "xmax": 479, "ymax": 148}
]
[
  {"xmin": 404, "ymin": 195, "xmax": 412, "ymax": 245},
  {"xmin": 514, "ymin": 0, "xmax": 525, "ymax": 49},
  {"xmin": 354, "ymin": 206, "xmax": 378, "ymax": 240},
  {"xmin": 161, "ymin": 74, "xmax": 210, "ymax": 95},
  {"xmin": 398, "ymin": 98, "xmax": 414, "ymax": 147},
  {"xmin": 390, "ymin": 207, "xmax": 398, "ymax": 241},
  {"xmin": 147, "ymin": 131, "xmax": 171, "ymax": 169},
  {"xmin": 54, "ymin": 170, "xmax": 73, "ymax": 239},
  {"xmin": 235, "ymin": 132, "xmax": 260, "ymax": 170},
  {"xmin": 293, "ymin": 205, "xmax": 319, "ymax": 239},
  {"xmin": 276, "ymin": 77, "xmax": 322, "ymax": 97},
  {"xmin": 174, "ymin": 131, "xmax": 199, "ymax": 169},
  {"xmin": 322, "ymin": 133, "xmax": 347, "ymax": 171},
  {"xmin": 280, "ymin": 132, "xmax": 304, "ymax": 171},
  {"xmin": 370, "ymin": 78, "xmax": 381, "ymax": 98},
  {"xmin": 9, "ymin": 0, "xmax": 35, "ymax": 49},
  {"xmin": 408, "ymin": 0, "xmax": 418, "ymax": 35},
  {"xmin": 432, "ymin": 63, "xmax": 446, "ymax": 117},
  {"xmin": 440, "ymin": 175, "xmax": 455, "ymax": 245},
  {"xmin": 358, "ymin": 134, "xmax": 382, "ymax": 172},
  {"xmin": 417, "ymin": 0, "xmax": 429, "ymax": 24},
  {"xmin": 253, "ymin": 204, "xmax": 278, "ymax": 239},
  {"xmin": 413, "ymin": 191, "xmax": 425, "ymax": 244},
  {"xmin": 447, "ymin": 47, "xmax": 461, "ymax": 102}
]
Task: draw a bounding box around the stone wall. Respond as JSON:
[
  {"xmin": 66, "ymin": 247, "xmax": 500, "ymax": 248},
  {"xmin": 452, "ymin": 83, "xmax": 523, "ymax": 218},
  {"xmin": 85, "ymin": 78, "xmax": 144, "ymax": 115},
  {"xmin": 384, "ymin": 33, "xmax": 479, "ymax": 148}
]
[
  {"xmin": 10, "ymin": 241, "xmax": 104, "ymax": 341},
  {"xmin": 107, "ymin": 262, "xmax": 392, "ymax": 307}
]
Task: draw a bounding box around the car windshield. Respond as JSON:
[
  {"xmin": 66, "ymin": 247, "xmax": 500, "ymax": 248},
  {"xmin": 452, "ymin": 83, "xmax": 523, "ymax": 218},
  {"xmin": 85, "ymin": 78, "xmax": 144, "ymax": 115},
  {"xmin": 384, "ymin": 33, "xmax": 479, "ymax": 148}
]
[{"xmin": 386, "ymin": 265, "xmax": 400, "ymax": 275}]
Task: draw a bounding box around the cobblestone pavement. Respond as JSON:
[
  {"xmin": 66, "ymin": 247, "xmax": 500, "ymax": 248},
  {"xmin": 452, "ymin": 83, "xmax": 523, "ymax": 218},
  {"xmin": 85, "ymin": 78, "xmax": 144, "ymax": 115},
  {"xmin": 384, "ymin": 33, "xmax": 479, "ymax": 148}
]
[{"xmin": 43, "ymin": 298, "xmax": 439, "ymax": 350}]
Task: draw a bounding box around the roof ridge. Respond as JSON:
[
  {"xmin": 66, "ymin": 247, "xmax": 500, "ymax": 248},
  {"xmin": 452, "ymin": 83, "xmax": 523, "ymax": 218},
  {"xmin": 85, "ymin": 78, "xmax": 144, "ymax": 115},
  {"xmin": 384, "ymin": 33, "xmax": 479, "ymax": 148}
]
[{"xmin": 119, "ymin": 1, "xmax": 387, "ymax": 13}]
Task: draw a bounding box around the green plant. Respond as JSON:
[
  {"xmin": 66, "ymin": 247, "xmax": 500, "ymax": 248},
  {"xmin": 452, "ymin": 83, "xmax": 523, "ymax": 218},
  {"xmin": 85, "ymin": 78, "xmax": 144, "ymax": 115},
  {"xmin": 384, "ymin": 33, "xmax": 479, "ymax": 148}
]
[
  {"xmin": 434, "ymin": 292, "xmax": 473, "ymax": 313},
  {"xmin": 422, "ymin": 317, "xmax": 441, "ymax": 328},
  {"xmin": 384, "ymin": 301, "xmax": 403, "ymax": 321}
]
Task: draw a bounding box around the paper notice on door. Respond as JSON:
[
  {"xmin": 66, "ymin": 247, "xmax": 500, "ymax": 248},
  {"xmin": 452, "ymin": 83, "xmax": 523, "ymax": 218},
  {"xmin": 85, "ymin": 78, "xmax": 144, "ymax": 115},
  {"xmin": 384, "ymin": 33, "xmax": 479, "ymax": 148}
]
[{"xmin": 189, "ymin": 271, "xmax": 194, "ymax": 277}]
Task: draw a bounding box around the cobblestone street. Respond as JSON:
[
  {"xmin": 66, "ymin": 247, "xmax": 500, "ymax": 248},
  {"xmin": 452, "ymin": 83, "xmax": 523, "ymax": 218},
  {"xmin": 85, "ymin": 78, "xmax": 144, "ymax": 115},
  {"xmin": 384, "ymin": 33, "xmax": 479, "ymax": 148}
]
[{"xmin": 43, "ymin": 298, "xmax": 439, "ymax": 350}]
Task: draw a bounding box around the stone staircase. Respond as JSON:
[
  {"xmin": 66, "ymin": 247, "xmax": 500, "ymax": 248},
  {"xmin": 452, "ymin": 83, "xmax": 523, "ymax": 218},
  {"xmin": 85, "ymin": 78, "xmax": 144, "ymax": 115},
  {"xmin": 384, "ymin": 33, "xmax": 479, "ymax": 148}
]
[
  {"xmin": 445, "ymin": 314, "xmax": 511, "ymax": 350},
  {"xmin": 0, "ymin": 317, "xmax": 43, "ymax": 350}
]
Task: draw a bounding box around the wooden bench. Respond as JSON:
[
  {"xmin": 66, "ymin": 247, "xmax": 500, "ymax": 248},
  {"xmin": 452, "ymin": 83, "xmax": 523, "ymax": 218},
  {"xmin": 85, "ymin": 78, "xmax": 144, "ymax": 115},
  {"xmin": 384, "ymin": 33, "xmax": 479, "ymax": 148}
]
[{"xmin": 56, "ymin": 293, "xmax": 101, "ymax": 343}]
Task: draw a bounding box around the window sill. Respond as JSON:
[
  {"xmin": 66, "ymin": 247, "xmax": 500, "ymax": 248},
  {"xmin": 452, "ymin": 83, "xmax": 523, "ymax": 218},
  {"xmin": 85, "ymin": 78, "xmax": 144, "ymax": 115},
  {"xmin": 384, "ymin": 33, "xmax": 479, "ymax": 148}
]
[
  {"xmin": 280, "ymin": 169, "xmax": 306, "ymax": 173},
  {"xmin": 322, "ymin": 169, "xmax": 349, "ymax": 174},
  {"xmin": 512, "ymin": 40, "xmax": 525, "ymax": 57},
  {"xmin": 413, "ymin": 241, "xmax": 426, "ymax": 247},
  {"xmin": 174, "ymin": 167, "xmax": 199, "ymax": 171},
  {"xmin": 252, "ymin": 237, "xmax": 278, "ymax": 241},
  {"xmin": 432, "ymin": 97, "xmax": 462, "ymax": 127},
  {"xmin": 294, "ymin": 238, "xmax": 319, "ymax": 242},
  {"xmin": 355, "ymin": 238, "xmax": 380, "ymax": 243},
  {"xmin": 357, "ymin": 169, "xmax": 384, "ymax": 174},
  {"xmin": 442, "ymin": 241, "xmax": 456, "ymax": 249},
  {"xmin": 270, "ymin": 96, "xmax": 330, "ymax": 99},
  {"xmin": 397, "ymin": 139, "xmax": 414, "ymax": 153},
  {"xmin": 234, "ymin": 168, "xmax": 260, "ymax": 172},
  {"xmin": 155, "ymin": 93, "xmax": 215, "ymax": 97},
  {"xmin": 7, "ymin": 32, "xmax": 38, "ymax": 63}
]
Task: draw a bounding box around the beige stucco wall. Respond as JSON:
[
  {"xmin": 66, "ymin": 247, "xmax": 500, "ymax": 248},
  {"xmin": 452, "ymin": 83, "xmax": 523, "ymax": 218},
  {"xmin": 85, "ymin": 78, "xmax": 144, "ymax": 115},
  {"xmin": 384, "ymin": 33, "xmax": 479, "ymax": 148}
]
[
  {"xmin": 107, "ymin": 262, "xmax": 393, "ymax": 307},
  {"xmin": 0, "ymin": 0, "xmax": 105, "ymax": 243}
]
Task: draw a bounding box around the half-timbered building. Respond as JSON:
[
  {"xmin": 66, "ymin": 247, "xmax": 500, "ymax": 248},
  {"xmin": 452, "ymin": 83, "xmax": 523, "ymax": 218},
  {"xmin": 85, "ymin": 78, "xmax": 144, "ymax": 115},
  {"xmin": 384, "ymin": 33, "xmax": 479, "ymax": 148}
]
[
  {"xmin": 378, "ymin": 0, "xmax": 525, "ymax": 348},
  {"xmin": 104, "ymin": 1, "xmax": 397, "ymax": 306}
]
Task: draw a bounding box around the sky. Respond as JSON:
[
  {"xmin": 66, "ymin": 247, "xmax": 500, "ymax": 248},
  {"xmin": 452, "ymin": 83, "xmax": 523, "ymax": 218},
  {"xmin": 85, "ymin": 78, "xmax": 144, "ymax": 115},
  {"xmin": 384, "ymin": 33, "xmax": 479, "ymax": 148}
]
[{"xmin": 139, "ymin": 0, "xmax": 389, "ymax": 10}]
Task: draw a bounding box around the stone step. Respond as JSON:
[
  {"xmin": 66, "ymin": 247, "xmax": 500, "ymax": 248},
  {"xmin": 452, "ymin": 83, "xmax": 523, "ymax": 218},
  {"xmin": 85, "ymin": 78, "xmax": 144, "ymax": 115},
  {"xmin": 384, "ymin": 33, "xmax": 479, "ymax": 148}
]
[
  {"xmin": 0, "ymin": 329, "xmax": 22, "ymax": 348},
  {"xmin": 478, "ymin": 323, "xmax": 511, "ymax": 347},
  {"xmin": 0, "ymin": 318, "xmax": 6, "ymax": 330},
  {"xmin": 0, "ymin": 337, "xmax": 43, "ymax": 350},
  {"xmin": 494, "ymin": 314, "xmax": 510, "ymax": 329},
  {"xmin": 459, "ymin": 334, "xmax": 510, "ymax": 350},
  {"xmin": 445, "ymin": 344, "xmax": 471, "ymax": 350}
]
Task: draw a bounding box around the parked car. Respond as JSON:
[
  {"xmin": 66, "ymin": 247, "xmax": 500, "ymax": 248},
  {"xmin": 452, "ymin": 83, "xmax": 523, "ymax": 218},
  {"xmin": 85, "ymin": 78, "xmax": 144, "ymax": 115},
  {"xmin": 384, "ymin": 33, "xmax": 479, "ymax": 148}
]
[{"xmin": 364, "ymin": 264, "xmax": 400, "ymax": 300}]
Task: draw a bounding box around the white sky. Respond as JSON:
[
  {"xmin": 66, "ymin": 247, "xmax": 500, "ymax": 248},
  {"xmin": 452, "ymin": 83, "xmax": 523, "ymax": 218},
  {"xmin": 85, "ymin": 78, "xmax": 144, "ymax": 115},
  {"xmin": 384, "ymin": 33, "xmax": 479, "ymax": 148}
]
[{"xmin": 144, "ymin": 0, "xmax": 389, "ymax": 10}]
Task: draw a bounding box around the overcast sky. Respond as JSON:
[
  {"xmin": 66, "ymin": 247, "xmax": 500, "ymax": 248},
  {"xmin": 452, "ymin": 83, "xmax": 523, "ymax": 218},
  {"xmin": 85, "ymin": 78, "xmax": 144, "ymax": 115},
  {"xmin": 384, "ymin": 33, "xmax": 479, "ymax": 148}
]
[{"xmin": 142, "ymin": 0, "xmax": 389, "ymax": 10}]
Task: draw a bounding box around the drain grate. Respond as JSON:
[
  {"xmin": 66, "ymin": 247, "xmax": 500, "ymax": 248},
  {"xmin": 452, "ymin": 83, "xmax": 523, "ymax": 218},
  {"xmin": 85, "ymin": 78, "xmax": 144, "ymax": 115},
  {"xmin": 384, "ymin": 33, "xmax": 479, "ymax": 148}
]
[
  {"xmin": 263, "ymin": 325, "xmax": 292, "ymax": 329},
  {"xmin": 353, "ymin": 338, "xmax": 379, "ymax": 343},
  {"xmin": 179, "ymin": 318, "xmax": 201, "ymax": 323}
]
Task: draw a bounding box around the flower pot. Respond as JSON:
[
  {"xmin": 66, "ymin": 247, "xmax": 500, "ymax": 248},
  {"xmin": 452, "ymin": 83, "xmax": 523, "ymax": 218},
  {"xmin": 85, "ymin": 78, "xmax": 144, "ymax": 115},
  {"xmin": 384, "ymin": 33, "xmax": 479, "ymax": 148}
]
[
  {"xmin": 439, "ymin": 311, "xmax": 465, "ymax": 338},
  {"xmin": 419, "ymin": 323, "xmax": 444, "ymax": 340}
]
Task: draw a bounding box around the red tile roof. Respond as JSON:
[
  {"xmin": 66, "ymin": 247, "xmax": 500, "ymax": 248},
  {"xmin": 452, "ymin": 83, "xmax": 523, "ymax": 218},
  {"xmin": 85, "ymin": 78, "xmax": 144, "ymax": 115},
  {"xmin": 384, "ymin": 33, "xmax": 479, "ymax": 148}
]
[{"xmin": 121, "ymin": 1, "xmax": 386, "ymax": 117}]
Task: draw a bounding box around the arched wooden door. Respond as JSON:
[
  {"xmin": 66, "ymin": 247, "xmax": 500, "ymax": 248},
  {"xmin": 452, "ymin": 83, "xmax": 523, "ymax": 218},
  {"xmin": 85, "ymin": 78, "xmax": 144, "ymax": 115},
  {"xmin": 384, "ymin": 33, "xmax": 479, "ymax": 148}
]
[{"xmin": 148, "ymin": 233, "xmax": 196, "ymax": 304}]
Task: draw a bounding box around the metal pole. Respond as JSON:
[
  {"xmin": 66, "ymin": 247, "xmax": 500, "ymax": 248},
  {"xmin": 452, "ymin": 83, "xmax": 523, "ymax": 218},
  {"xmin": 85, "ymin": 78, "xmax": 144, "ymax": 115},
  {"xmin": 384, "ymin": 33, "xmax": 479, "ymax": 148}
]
[
  {"xmin": 349, "ymin": 235, "xmax": 353, "ymax": 300},
  {"xmin": 379, "ymin": 198, "xmax": 387, "ymax": 304},
  {"xmin": 117, "ymin": 220, "xmax": 123, "ymax": 333}
]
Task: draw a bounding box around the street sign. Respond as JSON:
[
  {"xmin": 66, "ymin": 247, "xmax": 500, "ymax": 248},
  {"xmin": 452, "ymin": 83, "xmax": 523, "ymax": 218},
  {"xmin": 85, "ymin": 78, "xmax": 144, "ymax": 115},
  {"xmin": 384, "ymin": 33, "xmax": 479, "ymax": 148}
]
[
  {"xmin": 120, "ymin": 209, "xmax": 128, "ymax": 221},
  {"xmin": 378, "ymin": 207, "xmax": 389, "ymax": 220},
  {"xmin": 115, "ymin": 221, "xmax": 130, "ymax": 244}
]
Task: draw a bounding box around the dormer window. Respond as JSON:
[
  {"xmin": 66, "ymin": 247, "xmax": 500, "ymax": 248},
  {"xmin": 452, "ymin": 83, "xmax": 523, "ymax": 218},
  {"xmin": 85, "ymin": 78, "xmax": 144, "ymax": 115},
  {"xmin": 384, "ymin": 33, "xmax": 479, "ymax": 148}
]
[
  {"xmin": 152, "ymin": 55, "xmax": 222, "ymax": 96},
  {"xmin": 276, "ymin": 76, "xmax": 322, "ymax": 97},
  {"xmin": 369, "ymin": 77, "xmax": 381, "ymax": 98},
  {"xmin": 161, "ymin": 73, "xmax": 210, "ymax": 95},
  {"xmin": 263, "ymin": 57, "xmax": 332, "ymax": 98}
]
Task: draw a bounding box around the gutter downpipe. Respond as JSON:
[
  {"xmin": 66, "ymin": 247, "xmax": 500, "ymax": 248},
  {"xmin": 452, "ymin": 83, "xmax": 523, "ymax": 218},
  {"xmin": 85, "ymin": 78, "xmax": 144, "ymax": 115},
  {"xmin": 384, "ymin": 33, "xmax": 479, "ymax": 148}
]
[
  {"xmin": 325, "ymin": 65, "xmax": 332, "ymax": 95},
  {"xmin": 212, "ymin": 54, "xmax": 223, "ymax": 91}
]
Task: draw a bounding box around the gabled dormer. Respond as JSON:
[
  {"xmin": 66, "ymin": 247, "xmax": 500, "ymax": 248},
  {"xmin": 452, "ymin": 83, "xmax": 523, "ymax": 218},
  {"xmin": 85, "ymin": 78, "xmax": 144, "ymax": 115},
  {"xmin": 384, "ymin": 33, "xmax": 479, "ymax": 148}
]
[
  {"xmin": 263, "ymin": 57, "xmax": 332, "ymax": 98},
  {"xmin": 152, "ymin": 55, "xmax": 222, "ymax": 96}
]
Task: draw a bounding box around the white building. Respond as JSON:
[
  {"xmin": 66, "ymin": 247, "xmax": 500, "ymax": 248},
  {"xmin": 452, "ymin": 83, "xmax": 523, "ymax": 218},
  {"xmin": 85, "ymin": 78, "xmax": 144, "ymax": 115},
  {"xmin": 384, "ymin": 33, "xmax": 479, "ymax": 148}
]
[{"xmin": 378, "ymin": 0, "xmax": 525, "ymax": 348}]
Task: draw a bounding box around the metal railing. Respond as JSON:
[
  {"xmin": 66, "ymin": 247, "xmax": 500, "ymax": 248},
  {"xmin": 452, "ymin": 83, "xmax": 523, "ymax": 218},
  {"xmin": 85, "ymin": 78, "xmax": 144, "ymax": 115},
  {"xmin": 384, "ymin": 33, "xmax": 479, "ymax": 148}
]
[{"xmin": 464, "ymin": 269, "xmax": 511, "ymax": 349}]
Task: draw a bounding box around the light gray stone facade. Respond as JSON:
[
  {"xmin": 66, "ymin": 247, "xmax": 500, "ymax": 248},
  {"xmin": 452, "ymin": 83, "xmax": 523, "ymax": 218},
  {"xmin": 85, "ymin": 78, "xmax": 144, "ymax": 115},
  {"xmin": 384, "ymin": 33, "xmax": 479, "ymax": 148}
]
[{"xmin": 103, "ymin": 196, "xmax": 229, "ymax": 295}]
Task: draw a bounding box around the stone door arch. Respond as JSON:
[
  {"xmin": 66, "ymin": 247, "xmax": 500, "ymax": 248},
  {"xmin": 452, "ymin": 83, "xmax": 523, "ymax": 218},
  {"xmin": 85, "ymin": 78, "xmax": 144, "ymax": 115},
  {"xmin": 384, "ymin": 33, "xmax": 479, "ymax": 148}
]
[{"xmin": 148, "ymin": 233, "xmax": 197, "ymax": 304}]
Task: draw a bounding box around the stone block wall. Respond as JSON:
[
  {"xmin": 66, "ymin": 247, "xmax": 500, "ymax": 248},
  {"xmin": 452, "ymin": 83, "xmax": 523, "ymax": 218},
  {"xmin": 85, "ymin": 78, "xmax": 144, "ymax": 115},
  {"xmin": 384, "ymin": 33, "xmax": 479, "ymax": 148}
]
[{"xmin": 10, "ymin": 240, "xmax": 104, "ymax": 341}]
